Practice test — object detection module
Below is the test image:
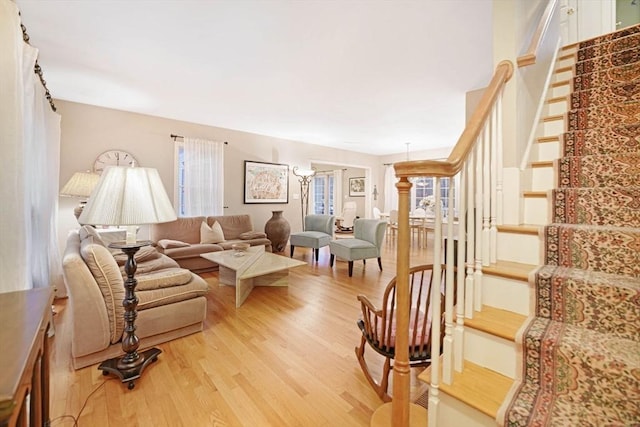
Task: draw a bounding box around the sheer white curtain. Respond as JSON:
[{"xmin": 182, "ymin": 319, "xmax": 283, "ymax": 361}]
[
  {"xmin": 182, "ymin": 137, "xmax": 224, "ymax": 216},
  {"xmin": 1, "ymin": 0, "xmax": 62, "ymax": 292},
  {"xmin": 333, "ymin": 169, "xmax": 343, "ymax": 216},
  {"xmin": 383, "ymin": 164, "xmax": 398, "ymax": 213}
]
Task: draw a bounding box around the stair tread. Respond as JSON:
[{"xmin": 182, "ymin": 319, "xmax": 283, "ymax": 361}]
[
  {"xmin": 523, "ymin": 190, "xmax": 547, "ymax": 198},
  {"xmin": 483, "ymin": 260, "xmax": 536, "ymax": 281},
  {"xmin": 536, "ymin": 135, "xmax": 561, "ymax": 143},
  {"xmin": 418, "ymin": 360, "xmax": 513, "ymax": 419},
  {"xmin": 542, "ymin": 114, "xmax": 564, "ymax": 122},
  {"xmin": 531, "ymin": 160, "xmax": 553, "ymax": 167},
  {"xmin": 498, "ymin": 224, "xmax": 540, "ymax": 234},
  {"xmin": 465, "ymin": 305, "xmax": 526, "ymax": 341},
  {"xmin": 546, "ymin": 96, "xmax": 568, "ymax": 104},
  {"xmin": 550, "ymin": 80, "xmax": 570, "ymax": 88}
]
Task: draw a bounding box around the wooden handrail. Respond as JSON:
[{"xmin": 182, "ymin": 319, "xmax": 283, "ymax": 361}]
[
  {"xmin": 517, "ymin": 0, "xmax": 558, "ymax": 67},
  {"xmin": 394, "ymin": 60, "xmax": 513, "ymax": 179}
]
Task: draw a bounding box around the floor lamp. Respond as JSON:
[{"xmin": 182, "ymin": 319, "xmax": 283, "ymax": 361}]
[
  {"xmin": 292, "ymin": 167, "xmax": 316, "ymax": 231},
  {"xmin": 78, "ymin": 166, "xmax": 177, "ymax": 390}
]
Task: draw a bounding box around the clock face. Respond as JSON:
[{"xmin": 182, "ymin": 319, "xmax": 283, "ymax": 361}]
[{"xmin": 93, "ymin": 150, "xmax": 137, "ymax": 174}]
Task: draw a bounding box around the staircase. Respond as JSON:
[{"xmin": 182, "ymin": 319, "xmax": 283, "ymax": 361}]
[{"xmin": 418, "ymin": 25, "xmax": 640, "ymax": 426}]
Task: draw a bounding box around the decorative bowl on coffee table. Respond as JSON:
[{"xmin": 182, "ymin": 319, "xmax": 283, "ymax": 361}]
[{"xmin": 231, "ymin": 242, "xmax": 250, "ymax": 257}]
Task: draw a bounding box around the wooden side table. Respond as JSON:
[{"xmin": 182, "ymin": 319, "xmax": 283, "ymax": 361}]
[{"xmin": 0, "ymin": 287, "xmax": 53, "ymax": 427}]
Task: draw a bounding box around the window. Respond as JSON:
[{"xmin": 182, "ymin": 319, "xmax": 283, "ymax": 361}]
[
  {"xmin": 174, "ymin": 138, "xmax": 224, "ymax": 216},
  {"xmin": 313, "ymin": 173, "xmax": 334, "ymax": 215},
  {"xmin": 412, "ymin": 177, "xmax": 452, "ymax": 212}
]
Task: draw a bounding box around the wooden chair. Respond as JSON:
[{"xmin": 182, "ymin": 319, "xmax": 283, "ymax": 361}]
[{"xmin": 355, "ymin": 264, "xmax": 447, "ymax": 401}]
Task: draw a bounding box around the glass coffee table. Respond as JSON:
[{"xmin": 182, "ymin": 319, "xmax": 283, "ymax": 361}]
[{"xmin": 201, "ymin": 245, "xmax": 306, "ymax": 307}]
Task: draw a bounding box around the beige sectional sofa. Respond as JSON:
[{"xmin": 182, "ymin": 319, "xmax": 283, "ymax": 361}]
[
  {"xmin": 149, "ymin": 215, "xmax": 272, "ymax": 273},
  {"xmin": 62, "ymin": 226, "xmax": 209, "ymax": 369}
]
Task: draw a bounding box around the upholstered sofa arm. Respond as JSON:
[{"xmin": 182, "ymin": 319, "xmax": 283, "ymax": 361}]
[{"xmin": 62, "ymin": 231, "xmax": 112, "ymax": 358}]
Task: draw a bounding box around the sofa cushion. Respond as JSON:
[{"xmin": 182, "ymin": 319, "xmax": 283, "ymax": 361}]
[
  {"xmin": 136, "ymin": 267, "xmax": 193, "ymax": 291},
  {"xmin": 114, "ymin": 246, "xmax": 181, "ymax": 276},
  {"xmin": 162, "ymin": 243, "xmax": 222, "ymax": 259},
  {"xmin": 209, "ymin": 215, "xmax": 253, "ymax": 240},
  {"xmin": 157, "ymin": 239, "xmax": 190, "ymax": 249},
  {"xmin": 239, "ymin": 231, "xmax": 267, "ymax": 240},
  {"xmin": 149, "ymin": 216, "xmax": 206, "ymax": 244},
  {"xmin": 137, "ymin": 275, "xmax": 209, "ymax": 310},
  {"xmin": 200, "ymin": 221, "xmax": 225, "ymax": 244},
  {"xmin": 79, "ymin": 236, "xmax": 124, "ymax": 344}
]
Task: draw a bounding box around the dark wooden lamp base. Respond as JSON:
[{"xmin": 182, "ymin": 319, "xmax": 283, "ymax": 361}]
[
  {"xmin": 101, "ymin": 240, "xmax": 160, "ymax": 390},
  {"xmin": 99, "ymin": 347, "xmax": 161, "ymax": 389}
]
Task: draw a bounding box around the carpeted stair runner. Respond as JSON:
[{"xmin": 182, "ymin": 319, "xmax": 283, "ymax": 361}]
[
  {"xmin": 551, "ymin": 187, "xmax": 640, "ymax": 226},
  {"xmin": 499, "ymin": 24, "xmax": 640, "ymax": 427},
  {"xmin": 573, "ymin": 61, "xmax": 640, "ymax": 91},
  {"xmin": 563, "ymin": 123, "xmax": 640, "ymax": 156}
]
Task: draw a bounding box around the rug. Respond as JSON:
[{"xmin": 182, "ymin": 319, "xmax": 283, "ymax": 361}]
[{"xmin": 498, "ymin": 24, "xmax": 640, "ymax": 427}]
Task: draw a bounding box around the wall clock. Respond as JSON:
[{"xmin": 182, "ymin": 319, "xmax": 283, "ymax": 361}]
[{"xmin": 93, "ymin": 150, "xmax": 138, "ymax": 174}]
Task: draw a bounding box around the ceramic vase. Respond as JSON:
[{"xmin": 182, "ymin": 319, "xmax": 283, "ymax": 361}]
[{"xmin": 264, "ymin": 210, "xmax": 290, "ymax": 252}]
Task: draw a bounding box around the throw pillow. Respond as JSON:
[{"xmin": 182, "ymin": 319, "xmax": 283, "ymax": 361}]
[
  {"xmin": 238, "ymin": 231, "xmax": 267, "ymax": 240},
  {"xmin": 200, "ymin": 221, "xmax": 225, "ymax": 244},
  {"xmin": 158, "ymin": 239, "xmax": 191, "ymax": 249}
]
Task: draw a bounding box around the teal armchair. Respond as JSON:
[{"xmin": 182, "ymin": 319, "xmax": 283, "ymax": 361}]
[
  {"xmin": 329, "ymin": 219, "xmax": 386, "ymax": 276},
  {"xmin": 289, "ymin": 214, "xmax": 335, "ymax": 262}
]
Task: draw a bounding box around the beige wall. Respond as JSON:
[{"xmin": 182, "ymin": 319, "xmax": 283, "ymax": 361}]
[{"xmin": 56, "ymin": 100, "xmax": 382, "ymax": 254}]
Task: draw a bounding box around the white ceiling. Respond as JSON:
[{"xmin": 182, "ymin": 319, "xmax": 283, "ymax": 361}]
[{"xmin": 16, "ymin": 0, "xmax": 494, "ymax": 156}]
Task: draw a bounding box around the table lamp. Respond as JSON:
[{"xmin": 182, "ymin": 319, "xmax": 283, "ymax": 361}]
[
  {"xmin": 59, "ymin": 171, "xmax": 100, "ymax": 221},
  {"xmin": 78, "ymin": 166, "xmax": 177, "ymax": 389}
]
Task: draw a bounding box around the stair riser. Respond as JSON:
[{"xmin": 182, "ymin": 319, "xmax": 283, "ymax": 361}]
[
  {"xmin": 544, "ymin": 100, "xmax": 569, "ymax": 116},
  {"xmin": 482, "ymin": 274, "xmax": 530, "ymax": 316},
  {"xmin": 464, "ymin": 329, "xmax": 517, "ymax": 378},
  {"xmin": 530, "ymin": 167, "xmax": 554, "ymax": 191},
  {"xmin": 432, "ymin": 391, "xmax": 498, "ymax": 427},
  {"xmin": 550, "ymin": 83, "xmax": 571, "ymax": 98},
  {"xmin": 542, "ymin": 118, "xmax": 565, "ymax": 135},
  {"xmin": 523, "ymin": 197, "xmax": 548, "ymax": 225},
  {"xmin": 556, "ymin": 57, "xmax": 576, "ymax": 70},
  {"xmin": 497, "ymin": 233, "xmax": 540, "ymax": 265},
  {"xmin": 552, "ymin": 69, "xmax": 573, "ymax": 83},
  {"xmin": 531, "ymin": 141, "xmax": 560, "ymax": 162}
]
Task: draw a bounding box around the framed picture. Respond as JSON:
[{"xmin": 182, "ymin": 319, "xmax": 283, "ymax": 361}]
[
  {"xmin": 244, "ymin": 160, "xmax": 289, "ymax": 204},
  {"xmin": 349, "ymin": 177, "xmax": 365, "ymax": 197}
]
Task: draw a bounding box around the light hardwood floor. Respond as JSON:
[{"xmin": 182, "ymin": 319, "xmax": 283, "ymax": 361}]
[{"xmin": 49, "ymin": 234, "xmax": 433, "ymax": 426}]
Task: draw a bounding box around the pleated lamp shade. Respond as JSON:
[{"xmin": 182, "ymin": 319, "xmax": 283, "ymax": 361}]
[
  {"xmin": 78, "ymin": 166, "xmax": 177, "ymax": 241},
  {"xmin": 60, "ymin": 171, "xmax": 100, "ymax": 198}
]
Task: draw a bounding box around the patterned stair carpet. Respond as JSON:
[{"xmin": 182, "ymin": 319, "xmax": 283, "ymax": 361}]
[{"xmin": 499, "ymin": 25, "xmax": 640, "ymax": 426}]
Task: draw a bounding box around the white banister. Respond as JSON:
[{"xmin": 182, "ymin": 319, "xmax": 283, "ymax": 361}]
[
  {"xmin": 490, "ymin": 105, "xmax": 498, "ymax": 264},
  {"xmin": 443, "ymin": 179, "xmax": 456, "ymax": 384},
  {"xmin": 429, "ymin": 178, "xmax": 443, "ymax": 427},
  {"xmin": 455, "ymin": 167, "xmax": 466, "ymax": 372},
  {"xmin": 465, "ymin": 149, "xmax": 476, "ymax": 319},
  {"xmin": 474, "ymin": 142, "xmax": 484, "ymax": 312}
]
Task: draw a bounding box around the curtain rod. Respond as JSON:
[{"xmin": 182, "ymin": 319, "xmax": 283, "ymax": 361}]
[
  {"xmin": 315, "ymin": 168, "xmax": 347, "ymax": 173},
  {"xmin": 171, "ymin": 134, "xmax": 228, "ymax": 144},
  {"xmin": 19, "ymin": 17, "xmax": 56, "ymax": 112}
]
